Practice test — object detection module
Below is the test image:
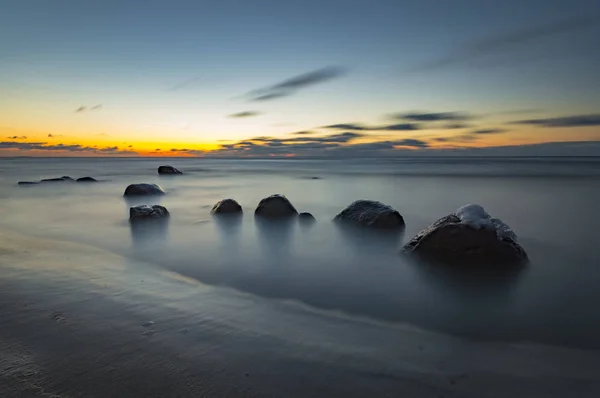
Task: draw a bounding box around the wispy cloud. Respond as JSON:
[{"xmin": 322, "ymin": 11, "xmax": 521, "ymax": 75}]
[
  {"xmin": 244, "ymin": 66, "xmax": 346, "ymax": 101},
  {"xmin": 415, "ymin": 16, "xmax": 598, "ymax": 71},
  {"xmin": 0, "ymin": 141, "xmax": 137, "ymax": 154},
  {"xmin": 289, "ymin": 131, "xmax": 315, "ymax": 135},
  {"xmin": 90, "ymin": 104, "xmax": 102, "ymax": 111},
  {"xmin": 377, "ymin": 123, "xmax": 421, "ymax": 131},
  {"xmin": 167, "ymin": 76, "xmax": 202, "ymax": 91},
  {"xmin": 394, "ymin": 111, "xmax": 472, "ymax": 122},
  {"xmin": 511, "ymin": 114, "xmax": 600, "ymax": 128},
  {"xmin": 228, "ymin": 111, "xmax": 261, "ymax": 118},
  {"xmin": 75, "ymin": 106, "xmax": 86, "ymax": 113},
  {"xmin": 7, "ymin": 135, "xmax": 27, "ymax": 139},
  {"xmin": 323, "ymin": 123, "xmax": 369, "ymax": 131},
  {"xmin": 470, "ymin": 128, "xmax": 507, "ymax": 135}
]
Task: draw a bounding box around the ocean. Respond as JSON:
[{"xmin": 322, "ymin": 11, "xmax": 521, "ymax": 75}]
[{"xmin": 1, "ymin": 156, "xmax": 599, "ymax": 350}]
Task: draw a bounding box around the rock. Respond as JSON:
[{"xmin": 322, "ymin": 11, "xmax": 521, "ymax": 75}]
[
  {"xmin": 18, "ymin": 181, "xmax": 39, "ymax": 186},
  {"xmin": 77, "ymin": 177, "xmax": 98, "ymax": 183},
  {"xmin": 254, "ymin": 194, "xmax": 298, "ymax": 218},
  {"xmin": 41, "ymin": 176, "xmax": 74, "ymax": 183},
  {"xmin": 298, "ymin": 212, "xmax": 316, "ymax": 222},
  {"xmin": 158, "ymin": 165, "xmax": 182, "ymax": 175},
  {"xmin": 123, "ymin": 183, "xmax": 165, "ymax": 197},
  {"xmin": 129, "ymin": 205, "xmax": 169, "ymax": 222},
  {"xmin": 211, "ymin": 198, "xmax": 242, "ymax": 214},
  {"xmin": 334, "ymin": 200, "xmax": 404, "ymax": 229},
  {"xmin": 402, "ymin": 204, "xmax": 528, "ymax": 266}
]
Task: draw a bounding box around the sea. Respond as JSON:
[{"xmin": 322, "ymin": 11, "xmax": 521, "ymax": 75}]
[{"xmin": 1, "ymin": 156, "xmax": 599, "ymax": 349}]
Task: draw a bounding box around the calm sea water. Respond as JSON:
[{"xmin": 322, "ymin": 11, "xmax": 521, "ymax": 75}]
[{"xmin": 1, "ymin": 157, "xmax": 599, "ymax": 347}]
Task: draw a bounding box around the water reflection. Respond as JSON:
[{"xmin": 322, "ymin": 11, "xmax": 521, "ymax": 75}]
[
  {"xmin": 129, "ymin": 218, "xmax": 170, "ymax": 248},
  {"xmin": 255, "ymin": 216, "xmax": 296, "ymax": 259},
  {"xmin": 334, "ymin": 222, "xmax": 405, "ymax": 256}
]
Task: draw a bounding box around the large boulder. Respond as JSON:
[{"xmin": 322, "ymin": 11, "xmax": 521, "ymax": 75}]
[
  {"xmin": 211, "ymin": 198, "xmax": 243, "ymax": 214},
  {"xmin": 158, "ymin": 165, "xmax": 182, "ymax": 175},
  {"xmin": 402, "ymin": 204, "xmax": 528, "ymax": 266},
  {"xmin": 129, "ymin": 205, "xmax": 169, "ymax": 222},
  {"xmin": 123, "ymin": 183, "xmax": 165, "ymax": 197},
  {"xmin": 334, "ymin": 200, "xmax": 405, "ymax": 229},
  {"xmin": 254, "ymin": 194, "xmax": 298, "ymax": 218}
]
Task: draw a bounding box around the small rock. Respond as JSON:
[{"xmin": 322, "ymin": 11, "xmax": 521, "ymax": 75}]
[
  {"xmin": 123, "ymin": 183, "xmax": 165, "ymax": 197},
  {"xmin": 211, "ymin": 198, "xmax": 243, "ymax": 214},
  {"xmin": 18, "ymin": 181, "xmax": 38, "ymax": 186},
  {"xmin": 298, "ymin": 212, "xmax": 316, "ymax": 223},
  {"xmin": 142, "ymin": 321, "xmax": 154, "ymax": 327},
  {"xmin": 129, "ymin": 205, "xmax": 170, "ymax": 222},
  {"xmin": 158, "ymin": 165, "xmax": 183, "ymax": 175},
  {"xmin": 77, "ymin": 177, "xmax": 98, "ymax": 183},
  {"xmin": 255, "ymin": 194, "xmax": 298, "ymax": 218},
  {"xmin": 41, "ymin": 176, "xmax": 74, "ymax": 183},
  {"xmin": 334, "ymin": 200, "xmax": 405, "ymax": 229}
]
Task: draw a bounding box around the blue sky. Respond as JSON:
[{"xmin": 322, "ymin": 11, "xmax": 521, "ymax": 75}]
[{"xmin": 1, "ymin": 0, "xmax": 599, "ymax": 156}]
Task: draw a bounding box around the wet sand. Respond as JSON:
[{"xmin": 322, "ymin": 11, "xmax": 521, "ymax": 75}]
[{"xmin": 1, "ymin": 229, "xmax": 599, "ymax": 397}]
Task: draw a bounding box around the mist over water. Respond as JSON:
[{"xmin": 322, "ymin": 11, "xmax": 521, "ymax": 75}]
[{"xmin": 1, "ymin": 157, "xmax": 599, "ymax": 348}]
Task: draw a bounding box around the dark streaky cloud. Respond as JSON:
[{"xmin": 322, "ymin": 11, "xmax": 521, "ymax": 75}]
[
  {"xmin": 228, "ymin": 111, "xmax": 261, "ymax": 118},
  {"xmin": 396, "ymin": 111, "xmax": 472, "ymax": 122},
  {"xmin": 377, "ymin": 123, "xmax": 421, "ymax": 131},
  {"xmin": 75, "ymin": 106, "xmax": 86, "ymax": 113},
  {"xmin": 471, "ymin": 128, "xmax": 507, "ymax": 134},
  {"xmin": 323, "ymin": 123, "xmax": 369, "ymax": 131},
  {"xmin": 7, "ymin": 135, "xmax": 27, "ymax": 139},
  {"xmin": 511, "ymin": 114, "xmax": 600, "ymax": 128},
  {"xmin": 245, "ymin": 66, "xmax": 346, "ymax": 101},
  {"xmin": 415, "ymin": 16, "xmax": 598, "ymax": 71}
]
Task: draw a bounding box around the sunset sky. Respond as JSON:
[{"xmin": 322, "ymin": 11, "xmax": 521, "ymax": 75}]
[{"xmin": 1, "ymin": 0, "xmax": 599, "ymax": 157}]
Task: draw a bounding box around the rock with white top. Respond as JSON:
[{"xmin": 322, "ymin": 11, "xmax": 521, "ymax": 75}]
[
  {"xmin": 402, "ymin": 204, "xmax": 527, "ymax": 266},
  {"xmin": 334, "ymin": 200, "xmax": 405, "ymax": 229}
]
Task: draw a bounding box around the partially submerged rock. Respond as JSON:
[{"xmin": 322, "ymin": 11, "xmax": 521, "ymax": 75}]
[
  {"xmin": 129, "ymin": 205, "xmax": 170, "ymax": 222},
  {"xmin": 41, "ymin": 176, "xmax": 74, "ymax": 183},
  {"xmin": 211, "ymin": 198, "xmax": 243, "ymax": 214},
  {"xmin": 123, "ymin": 183, "xmax": 165, "ymax": 197},
  {"xmin": 77, "ymin": 177, "xmax": 98, "ymax": 183},
  {"xmin": 158, "ymin": 165, "xmax": 182, "ymax": 175},
  {"xmin": 402, "ymin": 204, "xmax": 527, "ymax": 266},
  {"xmin": 254, "ymin": 194, "xmax": 298, "ymax": 218},
  {"xmin": 17, "ymin": 181, "xmax": 38, "ymax": 186},
  {"xmin": 334, "ymin": 200, "xmax": 404, "ymax": 229},
  {"xmin": 298, "ymin": 212, "xmax": 316, "ymax": 223}
]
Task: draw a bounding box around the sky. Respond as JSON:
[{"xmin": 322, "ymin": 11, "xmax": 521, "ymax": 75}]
[{"xmin": 1, "ymin": 0, "xmax": 599, "ymax": 157}]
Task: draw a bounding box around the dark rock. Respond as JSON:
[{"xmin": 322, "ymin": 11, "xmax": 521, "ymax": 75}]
[
  {"xmin": 41, "ymin": 176, "xmax": 74, "ymax": 183},
  {"xmin": 334, "ymin": 200, "xmax": 404, "ymax": 229},
  {"xmin": 18, "ymin": 181, "xmax": 39, "ymax": 186},
  {"xmin": 77, "ymin": 177, "xmax": 98, "ymax": 183},
  {"xmin": 254, "ymin": 194, "xmax": 298, "ymax": 219},
  {"xmin": 401, "ymin": 205, "xmax": 528, "ymax": 267},
  {"xmin": 123, "ymin": 183, "xmax": 165, "ymax": 197},
  {"xmin": 129, "ymin": 205, "xmax": 170, "ymax": 222},
  {"xmin": 158, "ymin": 165, "xmax": 182, "ymax": 175},
  {"xmin": 298, "ymin": 212, "xmax": 316, "ymax": 222},
  {"xmin": 211, "ymin": 198, "xmax": 242, "ymax": 214}
]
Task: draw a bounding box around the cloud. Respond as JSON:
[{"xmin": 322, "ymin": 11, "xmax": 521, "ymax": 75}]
[
  {"xmin": 0, "ymin": 141, "xmax": 137, "ymax": 155},
  {"xmin": 75, "ymin": 106, "xmax": 86, "ymax": 113},
  {"xmin": 245, "ymin": 66, "xmax": 346, "ymax": 101},
  {"xmin": 395, "ymin": 111, "xmax": 472, "ymax": 122},
  {"xmin": 128, "ymin": 145, "xmax": 133, "ymax": 148},
  {"xmin": 470, "ymin": 128, "xmax": 508, "ymax": 134},
  {"xmin": 394, "ymin": 139, "xmax": 429, "ymax": 148},
  {"xmin": 7, "ymin": 135, "xmax": 27, "ymax": 139},
  {"xmin": 415, "ymin": 16, "xmax": 598, "ymax": 71},
  {"xmin": 443, "ymin": 123, "xmax": 470, "ymax": 129},
  {"xmin": 167, "ymin": 76, "xmax": 202, "ymax": 91},
  {"xmin": 228, "ymin": 111, "xmax": 261, "ymax": 118},
  {"xmin": 290, "ymin": 131, "xmax": 315, "ymax": 135},
  {"xmin": 511, "ymin": 114, "xmax": 600, "ymax": 128},
  {"xmin": 90, "ymin": 104, "xmax": 102, "ymax": 111},
  {"xmin": 323, "ymin": 123, "xmax": 369, "ymax": 131},
  {"xmin": 377, "ymin": 123, "xmax": 421, "ymax": 131}
]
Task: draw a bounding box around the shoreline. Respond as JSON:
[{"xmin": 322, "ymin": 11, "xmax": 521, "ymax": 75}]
[{"xmin": 1, "ymin": 228, "xmax": 600, "ymax": 397}]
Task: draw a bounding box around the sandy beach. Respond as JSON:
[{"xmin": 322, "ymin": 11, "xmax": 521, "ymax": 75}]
[{"xmin": 1, "ymin": 228, "xmax": 599, "ymax": 397}]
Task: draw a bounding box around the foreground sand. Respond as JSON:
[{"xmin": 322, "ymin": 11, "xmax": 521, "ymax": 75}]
[{"xmin": 1, "ymin": 229, "xmax": 599, "ymax": 397}]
